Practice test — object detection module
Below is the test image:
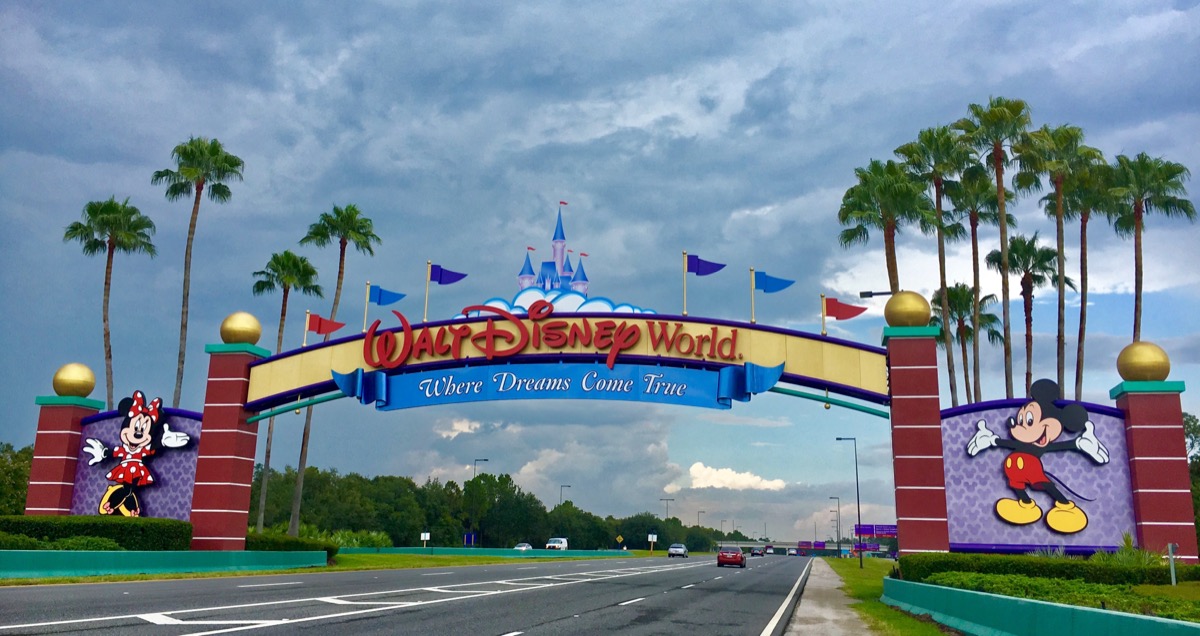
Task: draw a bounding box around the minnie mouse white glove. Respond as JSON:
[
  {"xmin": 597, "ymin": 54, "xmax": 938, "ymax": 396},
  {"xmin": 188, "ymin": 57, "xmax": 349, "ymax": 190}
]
[
  {"xmin": 83, "ymin": 438, "xmax": 107, "ymax": 465},
  {"xmin": 161, "ymin": 424, "xmax": 189, "ymax": 448}
]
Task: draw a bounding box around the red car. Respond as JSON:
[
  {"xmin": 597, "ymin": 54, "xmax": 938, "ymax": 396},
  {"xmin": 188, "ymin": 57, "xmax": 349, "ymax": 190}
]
[{"xmin": 717, "ymin": 546, "xmax": 746, "ymax": 568}]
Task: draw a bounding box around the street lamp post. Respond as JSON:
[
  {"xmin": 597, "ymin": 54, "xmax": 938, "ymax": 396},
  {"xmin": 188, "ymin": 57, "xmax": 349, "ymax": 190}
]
[
  {"xmin": 660, "ymin": 498, "xmax": 675, "ymax": 519},
  {"xmin": 698, "ymin": 510, "xmax": 706, "ymax": 527},
  {"xmin": 837, "ymin": 436, "xmax": 864, "ymax": 568},
  {"xmin": 829, "ymin": 496, "xmax": 841, "ymax": 556},
  {"xmin": 721, "ymin": 519, "xmax": 726, "ymax": 534},
  {"xmin": 559, "ymin": 484, "xmax": 571, "ymax": 505},
  {"xmin": 472, "ymin": 458, "xmax": 488, "ymax": 480},
  {"xmin": 858, "ymin": 290, "xmax": 895, "ymax": 298}
]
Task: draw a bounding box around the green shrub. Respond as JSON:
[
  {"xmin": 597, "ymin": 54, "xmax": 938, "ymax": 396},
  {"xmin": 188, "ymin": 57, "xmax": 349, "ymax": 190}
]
[
  {"xmin": 1090, "ymin": 533, "xmax": 1164, "ymax": 567},
  {"xmin": 47, "ymin": 536, "xmax": 125, "ymax": 551},
  {"xmin": 0, "ymin": 515, "xmax": 191, "ymax": 550},
  {"xmin": 329, "ymin": 529, "xmax": 392, "ymax": 548},
  {"xmin": 246, "ymin": 532, "xmax": 338, "ymax": 561},
  {"xmin": 926, "ymin": 571, "xmax": 1200, "ymax": 622},
  {"xmin": 0, "ymin": 530, "xmax": 44, "ymax": 550},
  {"xmin": 899, "ymin": 552, "xmax": 1200, "ymax": 586}
]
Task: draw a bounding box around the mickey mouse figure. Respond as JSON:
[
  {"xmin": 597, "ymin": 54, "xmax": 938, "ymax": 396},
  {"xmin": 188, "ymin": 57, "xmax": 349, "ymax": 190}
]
[
  {"xmin": 966, "ymin": 378, "xmax": 1109, "ymax": 534},
  {"xmin": 82, "ymin": 390, "xmax": 189, "ymax": 516}
]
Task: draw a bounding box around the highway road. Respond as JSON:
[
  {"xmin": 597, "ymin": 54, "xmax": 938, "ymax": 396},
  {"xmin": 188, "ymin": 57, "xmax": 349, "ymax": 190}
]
[{"xmin": 0, "ymin": 554, "xmax": 812, "ymax": 635}]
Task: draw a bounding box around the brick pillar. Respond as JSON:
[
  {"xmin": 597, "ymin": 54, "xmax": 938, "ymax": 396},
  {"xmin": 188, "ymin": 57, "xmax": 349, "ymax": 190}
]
[
  {"xmin": 885, "ymin": 325, "xmax": 949, "ymax": 555},
  {"xmin": 1111, "ymin": 381, "xmax": 1197, "ymax": 563},
  {"xmin": 25, "ymin": 396, "xmax": 103, "ymax": 515},
  {"xmin": 190, "ymin": 343, "xmax": 268, "ymax": 550}
]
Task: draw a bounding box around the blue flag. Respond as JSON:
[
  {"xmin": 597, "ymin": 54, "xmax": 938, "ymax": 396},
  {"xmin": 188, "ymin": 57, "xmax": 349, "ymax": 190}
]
[
  {"xmin": 686, "ymin": 254, "xmax": 726, "ymax": 276},
  {"xmin": 368, "ymin": 284, "xmax": 406, "ymax": 306},
  {"xmin": 429, "ymin": 264, "xmax": 468, "ymax": 285},
  {"xmin": 754, "ymin": 271, "xmax": 794, "ymax": 294}
]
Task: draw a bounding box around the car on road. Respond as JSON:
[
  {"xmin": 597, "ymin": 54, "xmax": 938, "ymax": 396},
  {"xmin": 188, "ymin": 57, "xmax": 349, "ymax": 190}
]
[
  {"xmin": 513, "ymin": 543, "xmax": 533, "ymax": 551},
  {"xmin": 717, "ymin": 546, "xmax": 746, "ymax": 568},
  {"xmin": 667, "ymin": 543, "xmax": 689, "ymax": 558},
  {"xmin": 750, "ymin": 547, "xmax": 764, "ymax": 556},
  {"xmin": 787, "ymin": 548, "xmax": 798, "ymax": 556},
  {"xmin": 546, "ymin": 538, "xmax": 569, "ymax": 550}
]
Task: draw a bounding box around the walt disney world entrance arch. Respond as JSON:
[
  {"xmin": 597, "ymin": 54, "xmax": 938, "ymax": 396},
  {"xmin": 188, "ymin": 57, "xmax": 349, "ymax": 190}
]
[{"xmin": 26, "ymin": 291, "xmax": 1196, "ymax": 561}]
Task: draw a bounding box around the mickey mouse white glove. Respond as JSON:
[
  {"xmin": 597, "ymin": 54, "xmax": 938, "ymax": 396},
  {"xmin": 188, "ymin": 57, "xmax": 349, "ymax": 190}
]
[
  {"xmin": 967, "ymin": 421, "xmax": 997, "ymax": 456},
  {"xmin": 1075, "ymin": 421, "xmax": 1109, "ymax": 464},
  {"xmin": 83, "ymin": 438, "xmax": 107, "ymax": 465},
  {"xmin": 161, "ymin": 423, "xmax": 190, "ymax": 448}
]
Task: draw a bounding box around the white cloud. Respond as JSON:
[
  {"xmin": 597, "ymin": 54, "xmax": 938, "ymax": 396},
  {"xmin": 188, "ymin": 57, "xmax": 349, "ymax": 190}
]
[
  {"xmin": 435, "ymin": 418, "xmax": 481, "ymax": 440},
  {"xmin": 685, "ymin": 461, "xmax": 786, "ymax": 491}
]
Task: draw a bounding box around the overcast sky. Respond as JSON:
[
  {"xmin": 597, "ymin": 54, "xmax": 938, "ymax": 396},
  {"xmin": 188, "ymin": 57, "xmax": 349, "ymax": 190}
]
[{"xmin": 2, "ymin": 1, "xmax": 1198, "ymax": 544}]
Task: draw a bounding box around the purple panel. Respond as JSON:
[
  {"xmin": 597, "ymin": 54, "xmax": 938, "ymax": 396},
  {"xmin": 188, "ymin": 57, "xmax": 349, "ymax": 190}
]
[
  {"xmin": 942, "ymin": 407, "xmax": 1134, "ymax": 551},
  {"xmin": 70, "ymin": 413, "xmax": 201, "ymax": 522}
]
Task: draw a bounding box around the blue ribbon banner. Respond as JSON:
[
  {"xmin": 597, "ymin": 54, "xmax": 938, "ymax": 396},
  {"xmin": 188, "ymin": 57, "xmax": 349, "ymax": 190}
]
[{"xmin": 333, "ymin": 362, "xmax": 783, "ymax": 411}]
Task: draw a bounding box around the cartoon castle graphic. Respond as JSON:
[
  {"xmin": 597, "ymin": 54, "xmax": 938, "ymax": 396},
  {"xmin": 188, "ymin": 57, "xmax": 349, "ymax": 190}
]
[{"xmin": 517, "ymin": 208, "xmax": 590, "ymax": 295}]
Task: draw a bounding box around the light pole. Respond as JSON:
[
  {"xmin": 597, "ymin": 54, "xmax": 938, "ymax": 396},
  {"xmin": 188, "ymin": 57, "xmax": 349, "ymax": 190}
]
[
  {"xmin": 721, "ymin": 519, "xmax": 726, "ymax": 534},
  {"xmin": 660, "ymin": 498, "xmax": 675, "ymax": 519},
  {"xmin": 829, "ymin": 496, "xmax": 841, "ymax": 556},
  {"xmin": 837, "ymin": 436, "xmax": 864, "ymax": 568},
  {"xmin": 472, "ymin": 458, "xmax": 488, "ymax": 480},
  {"xmin": 698, "ymin": 510, "xmax": 706, "ymax": 527},
  {"xmin": 858, "ymin": 290, "xmax": 895, "ymax": 298},
  {"xmin": 559, "ymin": 484, "xmax": 571, "ymax": 505}
]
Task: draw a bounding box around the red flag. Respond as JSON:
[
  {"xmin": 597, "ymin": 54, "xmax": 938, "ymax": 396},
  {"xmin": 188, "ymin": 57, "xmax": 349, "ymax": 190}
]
[
  {"xmin": 568, "ymin": 249, "xmax": 574, "ymax": 253},
  {"xmin": 825, "ymin": 297, "xmax": 867, "ymax": 320},
  {"xmin": 307, "ymin": 313, "xmax": 346, "ymax": 335},
  {"xmin": 580, "ymin": 252, "xmax": 589, "ymax": 257},
  {"xmin": 526, "ymin": 246, "xmax": 536, "ymax": 251},
  {"xmin": 559, "ymin": 201, "xmax": 568, "ymax": 206}
]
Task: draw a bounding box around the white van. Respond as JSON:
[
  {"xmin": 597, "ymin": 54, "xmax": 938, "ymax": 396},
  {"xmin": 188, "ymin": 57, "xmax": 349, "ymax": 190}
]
[{"xmin": 546, "ymin": 538, "xmax": 569, "ymax": 550}]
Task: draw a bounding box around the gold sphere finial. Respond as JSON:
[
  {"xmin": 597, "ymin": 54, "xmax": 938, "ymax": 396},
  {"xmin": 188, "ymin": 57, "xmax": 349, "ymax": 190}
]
[
  {"xmin": 53, "ymin": 363, "xmax": 95, "ymax": 398},
  {"xmin": 220, "ymin": 311, "xmax": 262, "ymax": 345},
  {"xmin": 884, "ymin": 291, "xmax": 931, "ymax": 327},
  {"xmin": 1117, "ymin": 341, "xmax": 1170, "ymax": 381}
]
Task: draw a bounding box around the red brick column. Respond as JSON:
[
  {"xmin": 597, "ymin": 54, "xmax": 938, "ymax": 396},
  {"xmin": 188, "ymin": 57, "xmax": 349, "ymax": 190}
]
[
  {"xmin": 1112, "ymin": 381, "xmax": 1196, "ymax": 562},
  {"xmin": 190, "ymin": 343, "xmax": 268, "ymax": 550},
  {"xmin": 25, "ymin": 397, "xmax": 103, "ymax": 515},
  {"xmin": 884, "ymin": 326, "xmax": 949, "ymax": 556}
]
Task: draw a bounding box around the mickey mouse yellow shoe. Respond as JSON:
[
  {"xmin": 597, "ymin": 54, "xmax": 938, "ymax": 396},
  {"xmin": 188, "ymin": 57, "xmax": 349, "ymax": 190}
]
[
  {"xmin": 1046, "ymin": 501, "xmax": 1088, "ymax": 534},
  {"xmin": 995, "ymin": 498, "xmax": 1042, "ymax": 525}
]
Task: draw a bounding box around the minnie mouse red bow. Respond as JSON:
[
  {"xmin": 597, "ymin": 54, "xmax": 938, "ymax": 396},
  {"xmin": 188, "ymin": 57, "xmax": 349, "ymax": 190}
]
[{"xmin": 127, "ymin": 391, "xmax": 162, "ymax": 421}]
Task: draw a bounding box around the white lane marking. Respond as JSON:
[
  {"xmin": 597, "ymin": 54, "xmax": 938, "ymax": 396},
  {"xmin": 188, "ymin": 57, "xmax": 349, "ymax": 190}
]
[
  {"xmin": 714, "ymin": 576, "xmax": 723, "ymax": 580},
  {"xmin": 500, "ymin": 632, "xmax": 524, "ymax": 636},
  {"xmin": 681, "ymin": 584, "xmax": 695, "ymax": 589},
  {"xmin": 516, "ymin": 566, "xmax": 537, "ymax": 570},
  {"xmin": 237, "ymin": 582, "xmax": 303, "ymax": 588},
  {"xmin": 421, "ymin": 572, "xmax": 453, "ymax": 576},
  {"xmin": 758, "ymin": 559, "xmax": 813, "ymax": 636},
  {"xmin": 138, "ymin": 614, "xmax": 284, "ymax": 627},
  {"xmin": 618, "ymin": 597, "xmax": 645, "ymax": 606}
]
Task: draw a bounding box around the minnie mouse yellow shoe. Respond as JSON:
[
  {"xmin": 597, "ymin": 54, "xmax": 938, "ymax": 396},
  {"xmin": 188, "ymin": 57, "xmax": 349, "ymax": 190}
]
[
  {"xmin": 1046, "ymin": 501, "xmax": 1088, "ymax": 534},
  {"xmin": 995, "ymin": 498, "xmax": 1042, "ymax": 525}
]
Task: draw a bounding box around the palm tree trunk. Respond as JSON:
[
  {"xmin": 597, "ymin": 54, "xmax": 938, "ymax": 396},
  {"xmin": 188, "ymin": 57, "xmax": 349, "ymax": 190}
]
[
  {"xmin": 934, "ymin": 180, "xmax": 959, "ymax": 406},
  {"xmin": 970, "ymin": 214, "xmax": 982, "ymax": 402},
  {"xmin": 172, "ymin": 180, "xmax": 205, "ymax": 408},
  {"xmin": 958, "ymin": 321, "xmax": 972, "ymax": 402},
  {"xmin": 884, "ymin": 219, "xmax": 900, "ymax": 293},
  {"xmin": 1054, "ymin": 178, "xmax": 1066, "ymax": 397},
  {"xmin": 103, "ymin": 241, "xmax": 115, "ymax": 410},
  {"xmin": 1133, "ymin": 202, "xmax": 1144, "ymax": 342},
  {"xmin": 994, "ymin": 142, "xmax": 1014, "ymax": 399},
  {"xmin": 1074, "ymin": 210, "xmax": 1090, "ymax": 401},
  {"xmin": 1023, "ymin": 280, "xmax": 1034, "ymax": 396},
  {"xmin": 255, "ymin": 287, "xmax": 290, "ymax": 533}
]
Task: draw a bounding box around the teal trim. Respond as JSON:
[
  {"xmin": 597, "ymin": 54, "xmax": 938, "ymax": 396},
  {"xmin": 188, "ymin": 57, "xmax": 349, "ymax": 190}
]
[
  {"xmin": 339, "ymin": 547, "xmax": 629, "ymax": 558},
  {"xmin": 881, "ymin": 325, "xmax": 940, "ymax": 345},
  {"xmin": 1109, "ymin": 380, "xmax": 1186, "ymax": 400},
  {"xmin": 767, "ymin": 387, "xmax": 889, "ymax": 419},
  {"xmin": 246, "ymin": 392, "xmax": 345, "ymax": 423},
  {"xmin": 34, "ymin": 395, "xmax": 104, "ymax": 409},
  {"xmin": 204, "ymin": 342, "xmax": 271, "ymax": 358},
  {"xmin": 882, "ymin": 578, "xmax": 1199, "ymax": 636},
  {"xmin": 0, "ymin": 550, "xmax": 325, "ymax": 579}
]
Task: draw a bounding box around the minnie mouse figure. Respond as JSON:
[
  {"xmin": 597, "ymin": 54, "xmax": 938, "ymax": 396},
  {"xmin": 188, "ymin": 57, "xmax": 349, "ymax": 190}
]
[
  {"xmin": 966, "ymin": 379, "xmax": 1109, "ymax": 534},
  {"xmin": 83, "ymin": 390, "xmax": 189, "ymax": 516}
]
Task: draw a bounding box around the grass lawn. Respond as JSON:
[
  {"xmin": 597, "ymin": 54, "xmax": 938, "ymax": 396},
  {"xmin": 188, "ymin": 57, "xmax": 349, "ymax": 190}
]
[
  {"xmin": 822, "ymin": 557, "xmax": 952, "ymax": 635},
  {"xmin": 1134, "ymin": 581, "xmax": 1200, "ymax": 602}
]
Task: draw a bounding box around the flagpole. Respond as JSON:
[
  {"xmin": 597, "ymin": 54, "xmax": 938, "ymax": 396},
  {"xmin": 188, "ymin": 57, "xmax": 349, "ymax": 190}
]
[
  {"xmin": 423, "ymin": 260, "xmax": 432, "ymax": 323},
  {"xmin": 363, "ymin": 280, "xmax": 371, "ymax": 333},
  {"xmin": 750, "ymin": 267, "xmax": 756, "ymax": 324},
  {"xmin": 303, "ymin": 310, "xmax": 310, "ymax": 347},
  {"xmin": 682, "ymin": 250, "xmax": 688, "ymax": 317},
  {"xmin": 821, "ymin": 293, "xmax": 827, "ymax": 336}
]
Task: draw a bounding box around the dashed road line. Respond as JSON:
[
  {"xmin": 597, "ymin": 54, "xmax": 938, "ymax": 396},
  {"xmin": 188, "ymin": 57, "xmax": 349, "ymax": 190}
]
[
  {"xmin": 618, "ymin": 597, "xmax": 645, "ymax": 606},
  {"xmin": 237, "ymin": 582, "xmax": 303, "ymax": 588}
]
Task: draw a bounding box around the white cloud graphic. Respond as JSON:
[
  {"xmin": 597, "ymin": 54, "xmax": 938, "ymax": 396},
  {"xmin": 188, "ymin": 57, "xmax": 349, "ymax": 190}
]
[{"xmin": 686, "ymin": 461, "xmax": 786, "ymax": 491}]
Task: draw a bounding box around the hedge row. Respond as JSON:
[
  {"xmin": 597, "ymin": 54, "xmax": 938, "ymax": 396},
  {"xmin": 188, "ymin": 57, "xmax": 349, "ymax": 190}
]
[
  {"xmin": 0, "ymin": 530, "xmax": 124, "ymax": 551},
  {"xmin": 925, "ymin": 572, "xmax": 1200, "ymax": 623},
  {"xmin": 245, "ymin": 532, "xmax": 339, "ymax": 562},
  {"xmin": 0, "ymin": 516, "xmax": 191, "ymax": 551},
  {"xmin": 899, "ymin": 552, "xmax": 1200, "ymax": 586}
]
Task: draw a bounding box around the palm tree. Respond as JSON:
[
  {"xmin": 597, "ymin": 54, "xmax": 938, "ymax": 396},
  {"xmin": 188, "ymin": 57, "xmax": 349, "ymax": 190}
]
[
  {"xmin": 251, "ymin": 250, "xmax": 322, "ymax": 533},
  {"xmin": 152, "ymin": 137, "xmax": 245, "ymax": 408},
  {"xmin": 896, "ymin": 126, "xmax": 973, "ymax": 407},
  {"xmin": 288, "ymin": 205, "xmax": 381, "ymax": 536},
  {"xmin": 63, "ymin": 197, "xmax": 157, "ymax": 409},
  {"xmin": 987, "ymin": 233, "xmax": 1074, "ymax": 395},
  {"xmin": 837, "ymin": 159, "xmax": 934, "ymax": 293},
  {"xmin": 953, "ymin": 97, "xmax": 1033, "ymax": 398},
  {"xmin": 1014, "ymin": 124, "xmax": 1103, "ymax": 396},
  {"xmin": 930, "ymin": 283, "xmax": 1002, "ymax": 402},
  {"xmin": 946, "ymin": 165, "xmax": 1015, "ymax": 402},
  {"xmin": 1108, "ymin": 153, "xmax": 1196, "ymax": 341}
]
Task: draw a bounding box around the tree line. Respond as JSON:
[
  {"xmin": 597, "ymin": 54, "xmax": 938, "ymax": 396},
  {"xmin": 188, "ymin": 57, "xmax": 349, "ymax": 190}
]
[{"xmin": 838, "ymin": 96, "xmax": 1195, "ymax": 404}]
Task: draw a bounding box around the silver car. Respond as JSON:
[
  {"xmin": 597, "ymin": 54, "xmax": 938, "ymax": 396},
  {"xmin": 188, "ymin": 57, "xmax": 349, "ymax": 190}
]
[{"xmin": 667, "ymin": 543, "xmax": 689, "ymax": 558}]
